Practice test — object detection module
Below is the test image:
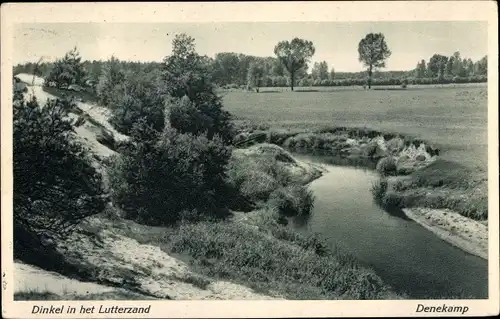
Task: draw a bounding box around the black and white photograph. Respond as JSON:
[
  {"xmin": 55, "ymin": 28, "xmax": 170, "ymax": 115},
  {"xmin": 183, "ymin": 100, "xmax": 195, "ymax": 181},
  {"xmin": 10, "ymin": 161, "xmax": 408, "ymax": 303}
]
[{"xmin": 1, "ymin": 2, "xmax": 498, "ymax": 318}]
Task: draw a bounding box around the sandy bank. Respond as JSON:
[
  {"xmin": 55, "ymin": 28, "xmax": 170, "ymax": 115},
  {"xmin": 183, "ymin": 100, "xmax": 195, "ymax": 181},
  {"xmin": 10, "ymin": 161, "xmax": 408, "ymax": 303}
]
[{"xmin": 402, "ymin": 207, "xmax": 488, "ymax": 260}]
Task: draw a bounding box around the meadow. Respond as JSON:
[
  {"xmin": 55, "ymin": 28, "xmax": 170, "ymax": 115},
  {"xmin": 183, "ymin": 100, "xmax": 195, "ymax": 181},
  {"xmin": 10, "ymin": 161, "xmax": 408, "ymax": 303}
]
[{"xmin": 223, "ymin": 84, "xmax": 488, "ymax": 172}]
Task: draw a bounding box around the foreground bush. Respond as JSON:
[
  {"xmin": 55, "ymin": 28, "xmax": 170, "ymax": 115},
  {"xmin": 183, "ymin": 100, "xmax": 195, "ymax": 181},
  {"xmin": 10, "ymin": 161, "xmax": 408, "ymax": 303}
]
[
  {"xmin": 109, "ymin": 120, "xmax": 232, "ymax": 225},
  {"xmin": 14, "ymin": 95, "xmax": 106, "ymax": 259}
]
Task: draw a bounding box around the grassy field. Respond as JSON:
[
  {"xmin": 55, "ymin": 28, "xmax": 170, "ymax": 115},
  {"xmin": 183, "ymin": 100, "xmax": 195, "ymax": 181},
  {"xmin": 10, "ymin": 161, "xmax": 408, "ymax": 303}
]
[{"xmin": 223, "ymin": 84, "xmax": 488, "ymax": 172}]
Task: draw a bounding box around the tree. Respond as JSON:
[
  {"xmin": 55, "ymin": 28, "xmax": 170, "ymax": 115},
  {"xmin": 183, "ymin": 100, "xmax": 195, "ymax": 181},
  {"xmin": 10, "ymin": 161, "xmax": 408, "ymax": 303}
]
[
  {"xmin": 14, "ymin": 92, "xmax": 106, "ymax": 258},
  {"xmin": 329, "ymin": 67, "xmax": 336, "ymax": 81},
  {"xmin": 427, "ymin": 54, "xmax": 448, "ymax": 79},
  {"xmin": 108, "ymin": 70, "xmax": 165, "ymax": 135},
  {"xmin": 162, "ymin": 33, "xmax": 234, "ymax": 144},
  {"xmin": 44, "ymin": 47, "xmax": 86, "ymax": 89},
  {"xmin": 96, "ymin": 56, "xmax": 126, "ymax": 106},
  {"xmin": 247, "ymin": 62, "xmax": 266, "ymax": 92},
  {"xmin": 311, "ymin": 61, "xmax": 329, "ymax": 81},
  {"xmin": 415, "ymin": 59, "xmax": 427, "ymax": 78},
  {"xmin": 358, "ymin": 33, "xmax": 392, "ymax": 89},
  {"xmin": 212, "ymin": 52, "xmax": 241, "ymax": 86},
  {"xmin": 451, "ymin": 51, "xmax": 465, "ymax": 77},
  {"xmin": 274, "ymin": 38, "xmax": 315, "ymax": 91},
  {"xmin": 476, "ymin": 55, "xmax": 487, "ymax": 76}
]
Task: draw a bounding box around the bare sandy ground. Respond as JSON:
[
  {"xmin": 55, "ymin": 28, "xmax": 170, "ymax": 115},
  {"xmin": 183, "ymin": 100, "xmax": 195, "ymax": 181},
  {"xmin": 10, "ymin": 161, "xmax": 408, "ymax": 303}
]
[
  {"xmin": 15, "ymin": 216, "xmax": 280, "ymax": 300},
  {"xmin": 402, "ymin": 207, "xmax": 488, "ymax": 260}
]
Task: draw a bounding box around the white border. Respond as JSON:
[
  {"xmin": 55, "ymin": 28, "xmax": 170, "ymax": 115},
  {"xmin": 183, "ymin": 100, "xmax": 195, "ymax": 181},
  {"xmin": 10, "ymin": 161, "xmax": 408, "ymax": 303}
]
[{"xmin": 2, "ymin": 1, "xmax": 499, "ymax": 318}]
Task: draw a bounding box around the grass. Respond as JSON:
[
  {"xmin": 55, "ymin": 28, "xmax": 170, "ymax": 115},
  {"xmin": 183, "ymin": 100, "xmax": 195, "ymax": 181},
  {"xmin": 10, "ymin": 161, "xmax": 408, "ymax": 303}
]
[
  {"xmin": 371, "ymin": 159, "xmax": 488, "ymax": 220},
  {"xmin": 224, "ymin": 85, "xmax": 487, "ymax": 171},
  {"xmin": 226, "ymin": 85, "xmax": 488, "ymax": 221},
  {"xmin": 153, "ymin": 210, "xmax": 401, "ymax": 300},
  {"xmin": 14, "ymin": 288, "xmax": 156, "ymax": 300}
]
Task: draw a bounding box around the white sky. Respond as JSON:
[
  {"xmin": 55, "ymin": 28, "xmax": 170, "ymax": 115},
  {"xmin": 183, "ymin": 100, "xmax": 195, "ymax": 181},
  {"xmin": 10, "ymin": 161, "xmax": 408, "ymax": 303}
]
[{"xmin": 13, "ymin": 21, "xmax": 487, "ymax": 72}]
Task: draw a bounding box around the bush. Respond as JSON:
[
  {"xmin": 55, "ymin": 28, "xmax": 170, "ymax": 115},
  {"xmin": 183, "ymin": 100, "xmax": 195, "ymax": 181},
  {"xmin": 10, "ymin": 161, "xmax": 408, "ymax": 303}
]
[
  {"xmin": 109, "ymin": 120, "xmax": 232, "ymax": 226},
  {"xmin": 371, "ymin": 178, "xmax": 388, "ymax": 203},
  {"xmin": 376, "ymin": 157, "xmax": 397, "ymax": 176},
  {"xmin": 268, "ymin": 185, "xmax": 315, "ymax": 217},
  {"xmin": 108, "ymin": 71, "xmax": 165, "ymax": 135},
  {"xmin": 166, "ymin": 94, "xmax": 234, "ymax": 145},
  {"xmin": 14, "ymin": 94, "xmax": 106, "ymax": 260}
]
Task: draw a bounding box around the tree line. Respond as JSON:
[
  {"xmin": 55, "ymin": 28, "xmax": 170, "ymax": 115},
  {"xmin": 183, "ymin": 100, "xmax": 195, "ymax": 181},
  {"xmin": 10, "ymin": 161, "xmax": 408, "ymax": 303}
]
[{"xmin": 14, "ymin": 32, "xmax": 487, "ymax": 93}]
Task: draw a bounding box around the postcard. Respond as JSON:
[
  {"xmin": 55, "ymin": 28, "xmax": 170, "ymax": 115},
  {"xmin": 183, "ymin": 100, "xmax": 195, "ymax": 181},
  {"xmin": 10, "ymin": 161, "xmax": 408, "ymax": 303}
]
[{"xmin": 1, "ymin": 1, "xmax": 498, "ymax": 318}]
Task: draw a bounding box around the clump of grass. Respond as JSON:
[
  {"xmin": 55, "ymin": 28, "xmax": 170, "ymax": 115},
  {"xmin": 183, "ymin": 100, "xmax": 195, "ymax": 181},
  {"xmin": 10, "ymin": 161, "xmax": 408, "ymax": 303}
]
[
  {"xmin": 15, "ymin": 290, "xmax": 62, "ymax": 300},
  {"xmin": 371, "ymin": 178, "xmax": 388, "ymax": 204},
  {"xmin": 267, "ymin": 185, "xmax": 315, "ymax": 217},
  {"xmin": 376, "ymin": 157, "xmax": 397, "ymax": 176}
]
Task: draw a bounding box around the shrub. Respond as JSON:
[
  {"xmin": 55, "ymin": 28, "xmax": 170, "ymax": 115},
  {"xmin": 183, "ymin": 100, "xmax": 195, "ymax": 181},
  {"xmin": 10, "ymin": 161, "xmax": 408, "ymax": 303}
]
[
  {"xmin": 376, "ymin": 157, "xmax": 397, "ymax": 176},
  {"xmin": 108, "ymin": 71, "xmax": 165, "ymax": 135},
  {"xmin": 268, "ymin": 185, "xmax": 315, "ymax": 217},
  {"xmin": 371, "ymin": 178, "xmax": 388, "ymax": 203},
  {"xmin": 14, "ymin": 94, "xmax": 106, "ymax": 260},
  {"xmin": 109, "ymin": 121, "xmax": 232, "ymax": 226}
]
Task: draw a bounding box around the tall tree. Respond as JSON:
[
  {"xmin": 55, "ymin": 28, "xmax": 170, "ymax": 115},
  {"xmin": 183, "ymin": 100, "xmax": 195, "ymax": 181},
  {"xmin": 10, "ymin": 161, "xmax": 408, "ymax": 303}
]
[
  {"xmin": 311, "ymin": 61, "xmax": 329, "ymax": 81},
  {"xmin": 415, "ymin": 59, "xmax": 427, "ymax": 78},
  {"xmin": 357, "ymin": 33, "xmax": 392, "ymax": 89},
  {"xmin": 274, "ymin": 38, "xmax": 315, "ymax": 91},
  {"xmin": 96, "ymin": 56, "xmax": 125, "ymax": 106},
  {"xmin": 246, "ymin": 62, "xmax": 266, "ymax": 92},
  {"xmin": 212, "ymin": 52, "xmax": 241, "ymax": 85},
  {"xmin": 162, "ymin": 33, "xmax": 234, "ymax": 144},
  {"xmin": 476, "ymin": 55, "xmax": 487, "ymax": 76},
  {"xmin": 427, "ymin": 54, "xmax": 448, "ymax": 79},
  {"xmin": 329, "ymin": 67, "xmax": 336, "ymax": 81},
  {"xmin": 44, "ymin": 47, "xmax": 86, "ymax": 89}
]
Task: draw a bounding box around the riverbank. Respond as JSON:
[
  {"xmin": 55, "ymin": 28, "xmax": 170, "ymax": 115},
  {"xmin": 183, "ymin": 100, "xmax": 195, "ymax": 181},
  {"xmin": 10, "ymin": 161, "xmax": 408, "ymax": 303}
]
[
  {"xmin": 234, "ymin": 124, "xmax": 488, "ymax": 261},
  {"xmin": 402, "ymin": 207, "xmax": 488, "ymax": 260}
]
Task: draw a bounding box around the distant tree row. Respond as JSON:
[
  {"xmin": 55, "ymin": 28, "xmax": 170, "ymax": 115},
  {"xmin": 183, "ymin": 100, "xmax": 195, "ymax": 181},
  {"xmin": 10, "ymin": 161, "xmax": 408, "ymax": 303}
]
[
  {"xmin": 13, "ymin": 36, "xmax": 487, "ymax": 92},
  {"xmin": 414, "ymin": 52, "xmax": 487, "ymax": 79}
]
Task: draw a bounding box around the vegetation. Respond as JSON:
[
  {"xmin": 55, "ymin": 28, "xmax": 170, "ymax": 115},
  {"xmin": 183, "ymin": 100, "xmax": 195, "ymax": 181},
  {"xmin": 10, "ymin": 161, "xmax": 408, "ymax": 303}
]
[
  {"xmin": 358, "ymin": 33, "xmax": 392, "ymax": 89},
  {"xmin": 12, "ymin": 26, "xmax": 487, "ymax": 302},
  {"xmin": 376, "ymin": 157, "xmax": 397, "ymax": 176},
  {"xmin": 44, "ymin": 47, "xmax": 86, "ymax": 89},
  {"xmin": 13, "ymin": 93, "xmax": 106, "ymax": 261},
  {"xmin": 109, "ymin": 121, "xmax": 232, "ymax": 225},
  {"xmin": 159, "ymin": 210, "xmax": 397, "ymax": 300},
  {"xmin": 274, "ymin": 38, "xmax": 316, "ymax": 91}
]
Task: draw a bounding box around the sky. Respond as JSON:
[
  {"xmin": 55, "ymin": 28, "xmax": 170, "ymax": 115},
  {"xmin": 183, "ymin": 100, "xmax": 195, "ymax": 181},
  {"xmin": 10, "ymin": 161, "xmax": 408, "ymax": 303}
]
[{"xmin": 13, "ymin": 21, "xmax": 488, "ymax": 72}]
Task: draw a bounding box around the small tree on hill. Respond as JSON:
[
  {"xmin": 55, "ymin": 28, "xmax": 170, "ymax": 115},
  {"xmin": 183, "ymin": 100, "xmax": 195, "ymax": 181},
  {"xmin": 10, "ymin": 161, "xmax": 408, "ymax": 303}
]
[
  {"xmin": 274, "ymin": 38, "xmax": 315, "ymax": 91},
  {"xmin": 358, "ymin": 33, "xmax": 391, "ymax": 89},
  {"xmin": 13, "ymin": 91, "xmax": 106, "ymax": 258},
  {"xmin": 44, "ymin": 47, "xmax": 86, "ymax": 89}
]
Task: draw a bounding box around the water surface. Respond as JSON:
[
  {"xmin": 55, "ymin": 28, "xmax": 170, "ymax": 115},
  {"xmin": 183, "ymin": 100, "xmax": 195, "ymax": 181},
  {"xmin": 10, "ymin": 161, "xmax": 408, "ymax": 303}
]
[{"xmin": 292, "ymin": 155, "xmax": 488, "ymax": 299}]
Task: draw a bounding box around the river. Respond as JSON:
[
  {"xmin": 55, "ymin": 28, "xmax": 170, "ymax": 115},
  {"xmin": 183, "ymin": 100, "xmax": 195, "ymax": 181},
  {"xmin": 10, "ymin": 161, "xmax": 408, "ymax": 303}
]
[{"xmin": 291, "ymin": 155, "xmax": 488, "ymax": 299}]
